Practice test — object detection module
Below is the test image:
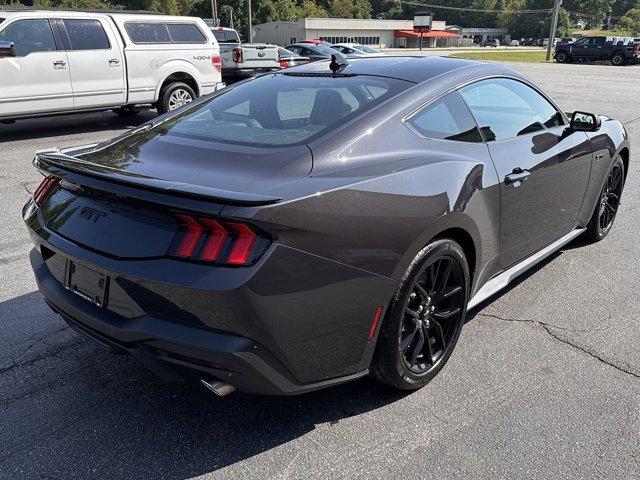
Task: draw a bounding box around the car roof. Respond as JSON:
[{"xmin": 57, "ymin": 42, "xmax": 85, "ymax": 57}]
[{"xmin": 279, "ymin": 55, "xmax": 506, "ymax": 84}]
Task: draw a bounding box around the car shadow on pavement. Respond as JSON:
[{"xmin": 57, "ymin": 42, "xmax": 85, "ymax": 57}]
[
  {"xmin": 0, "ymin": 111, "xmax": 156, "ymax": 143},
  {"xmin": 0, "ymin": 291, "xmax": 410, "ymax": 479}
]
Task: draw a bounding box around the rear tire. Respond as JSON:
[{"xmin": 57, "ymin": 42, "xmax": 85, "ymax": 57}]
[
  {"xmin": 611, "ymin": 52, "xmax": 626, "ymax": 66},
  {"xmin": 157, "ymin": 82, "xmax": 196, "ymax": 115},
  {"xmin": 585, "ymin": 157, "xmax": 625, "ymax": 242},
  {"xmin": 371, "ymin": 239, "xmax": 469, "ymax": 390}
]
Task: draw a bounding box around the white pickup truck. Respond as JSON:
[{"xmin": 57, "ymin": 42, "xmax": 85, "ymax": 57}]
[
  {"xmin": 209, "ymin": 26, "xmax": 280, "ymax": 82},
  {"xmin": 0, "ymin": 9, "xmax": 224, "ymax": 122}
]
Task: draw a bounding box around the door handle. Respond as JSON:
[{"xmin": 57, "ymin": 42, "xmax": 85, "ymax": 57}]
[
  {"xmin": 504, "ymin": 168, "xmax": 531, "ymax": 186},
  {"xmin": 53, "ymin": 60, "xmax": 66, "ymax": 69},
  {"xmin": 108, "ymin": 58, "xmax": 120, "ymax": 66}
]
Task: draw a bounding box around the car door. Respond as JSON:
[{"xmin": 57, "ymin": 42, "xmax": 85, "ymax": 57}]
[
  {"xmin": 0, "ymin": 18, "xmax": 72, "ymax": 117},
  {"xmin": 459, "ymin": 78, "xmax": 592, "ymax": 268},
  {"xmin": 58, "ymin": 17, "xmax": 126, "ymax": 109},
  {"xmin": 570, "ymin": 36, "xmax": 590, "ymax": 58}
]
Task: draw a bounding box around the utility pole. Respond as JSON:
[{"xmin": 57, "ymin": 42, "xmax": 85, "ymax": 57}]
[
  {"xmin": 545, "ymin": 0, "xmax": 562, "ymax": 61},
  {"xmin": 247, "ymin": 0, "xmax": 253, "ymax": 43},
  {"xmin": 210, "ymin": 0, "xmax": 217, "ymax": 27}
]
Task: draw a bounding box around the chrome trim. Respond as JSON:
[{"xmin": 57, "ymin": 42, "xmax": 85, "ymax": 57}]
[
  {"xmin": 468, "ymin": 228, "xmax": 586, "ymax": 310},
  {"xmin": 73, "ymin": 89, "xmax": 125, "ymax": 98},
  {"xmin": 129, "ymin": 87, "xmax": 156, "ymax": 93},
  {"xmin": 0, "ymin": 92, "xmax": 73, "ymax": 104}
]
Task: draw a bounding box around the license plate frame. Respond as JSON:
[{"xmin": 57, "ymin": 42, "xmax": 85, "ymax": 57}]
[{"xmin": 64, "ymin": 259, "xmax": 109, "ymax": 308}]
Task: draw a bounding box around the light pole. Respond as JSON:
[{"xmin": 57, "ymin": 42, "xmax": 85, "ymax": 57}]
[
  {"xmin": 210, "ymin": 0, "xmax": 218, "ymax": 27},
  {"xmin": 247, "ymin": 0, "xmax": 253, "ymax": 43},
  {"xmin": 546, "ymin": 0, "xmax": 562, "ymax": 61}
]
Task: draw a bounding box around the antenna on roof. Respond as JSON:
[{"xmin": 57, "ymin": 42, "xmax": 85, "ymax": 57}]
[{"xmin": 329, "ymin": 53, "xmax": 348, "ymax": 75}]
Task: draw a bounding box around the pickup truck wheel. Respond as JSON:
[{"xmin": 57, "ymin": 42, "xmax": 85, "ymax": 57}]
[
  {"xmin": 611, "ymin": 52, "xmax": 626, "ymax": 66},
  {"xmin": 112, "ymin": 107, "xmax": 141, "ymax": 117},
  {"xmin": 555, "ymin": 50, "xmax": 569, "ymax": 63},
  {"xmin": 158, "ymin": 82, "xmax": 195, "ymax": 115}
]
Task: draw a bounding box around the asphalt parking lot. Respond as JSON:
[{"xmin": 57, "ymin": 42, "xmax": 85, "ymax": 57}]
[{"xmin": 1, "ymin": 61, "xmax": 639, "ymax": 479}]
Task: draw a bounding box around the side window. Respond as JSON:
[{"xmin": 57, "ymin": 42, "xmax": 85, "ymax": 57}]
[
  {"xmin": 63, "ymin": 19, "xmax": 110, "ymax": 50},
  {"xmin": 594, "ymin": 37, "xmax": 606, "ymax": 46},
  {"xmin": 166, "ymin": 24, "xmax": 205, "ymax": 43},
  {"xmin": 0, "ymin": 19, "xmax": 56, "ymax": 57},
  {"xmin": 125, "ymin": 23, "xmax": 170, "ymax": 44},
  {"xmin": 574, "ymin": 37, "xmax": 588, "ymax": 46},
  {"xmin": 407, "ymin": 92, "xmax": 483, "ymax": 143},
  {"xmin": 459, "ymin": 78, "xmax": 562, "ymax": 142}
]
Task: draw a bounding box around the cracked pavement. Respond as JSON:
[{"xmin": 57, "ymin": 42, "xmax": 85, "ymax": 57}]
[{"xmin": 1, "ymin": 62, "xmax": 639, "ymax": 479}]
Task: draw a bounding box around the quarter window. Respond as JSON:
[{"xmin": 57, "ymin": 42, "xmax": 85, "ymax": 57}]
[
  {"xmin": 62, "ymin": 19, "xmax": 110, "ymax": 50},
  {"xmin": 166, "ymin": 24, "xmax": 206, "ymax": 43},
  {"xmin": 407, "ymin": 92, "xmax": 483, "ymax": 143},
  {"xmin": 125, "ymin": 22, "xmax": 205, "ymax": 44},
  {"xmin": 459, "ymin": 78, "xmax": 562, "ymax": 142},
  {"xmin": 0, "ymin": 19, "xmax": 56, "ymax": 56}
]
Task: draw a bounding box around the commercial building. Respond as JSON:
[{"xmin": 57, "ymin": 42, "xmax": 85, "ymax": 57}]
[{"xmin": 253, "ymin": 18, "xmax": 414, "ymax": 48}]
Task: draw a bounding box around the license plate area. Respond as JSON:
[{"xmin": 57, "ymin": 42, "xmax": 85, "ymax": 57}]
[{"xmin": 64, "ymin": 260, "xmax": 109, "ymax": 307}]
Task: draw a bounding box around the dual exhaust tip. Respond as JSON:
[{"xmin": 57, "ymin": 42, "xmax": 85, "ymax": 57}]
[{"xmin": 200, "ymin": 377, "xmax": 236, "ymax": 397}]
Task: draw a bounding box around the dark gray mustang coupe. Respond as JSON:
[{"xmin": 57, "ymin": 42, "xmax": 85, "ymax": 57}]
[{"xmin": 24, "ymin": 56, "xmax": 629, "ymax": 395}]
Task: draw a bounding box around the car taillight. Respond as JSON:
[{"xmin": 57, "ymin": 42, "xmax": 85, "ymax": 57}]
[
  {"xmin": 232, "ymin": 47, "xmax": 243, "ymax": 64},
  {"xmin": 211, "ymin": 53, "xmax": 222, "ymax": 73},
  {"xmin": 279, "ymin": 59, "xmax": 291, "ymax": 68},
  {"xmin": 33, "ymin": 175, "xmax": 60, "ymax": 206},
  {"xmin": 171, "ymin": 214, "xmax": 269, "ymax": 266}
]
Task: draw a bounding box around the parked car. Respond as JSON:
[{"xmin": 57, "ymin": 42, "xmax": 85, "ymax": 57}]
[
  {"xmin": 277, "ymin": 47, "xmax": 309, "ymax": 68},
  {"xmin": 509, "ymin": 40, "xmax": 520, "ymax": 46},
  {"xmin": 331, "ymin": 43, "xmax": 386, "ymax": 57},
  {"xmin": 479, "ymin": 39, "xmax": 499, "ymax": 47},
  {"xmin": 555, "ymin": 36, "xmax": 640, "ymax": 65},
  {"xmin": 24, "ymin": 56, "xmax": 629, "ymax": 396},
  {"xmin": 211, "ymin": 27, "xmax": 280, "ymax": 81},
  {"xmin": 0, "ymin": 9, "xmax": 223, "ymax": 122},
  {"xmin": 285, "ymin": 42, "xmax": 336, "ymax": 62}
]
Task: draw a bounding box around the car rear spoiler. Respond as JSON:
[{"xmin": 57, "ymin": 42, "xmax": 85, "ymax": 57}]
[{"xmin": 34, "ymin": 148, "xmax": 282, "ymax": 207}]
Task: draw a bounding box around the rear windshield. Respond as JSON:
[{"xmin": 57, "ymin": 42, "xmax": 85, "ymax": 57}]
[
  {"xmin": 212, "ymin": 29, "xmax": 240, "ymax": 43},
  {"xmin": 158, "ymin": 73, "xmax": 411, "ymax": 147}
]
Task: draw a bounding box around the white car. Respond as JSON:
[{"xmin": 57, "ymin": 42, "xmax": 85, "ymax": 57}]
[
  {"xmin": 331, "ymin": 43, "xmax": 386, "ymax": 57},
  {"xmin": 0, "ymin": 9, "xmax": 224, "ymax": 122}
]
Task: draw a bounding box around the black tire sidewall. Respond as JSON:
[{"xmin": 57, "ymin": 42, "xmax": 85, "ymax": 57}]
[
  {"xmin": 372, "ymin": 239, "xmax": 470, "ymax": 389},
  {"xmin": 556, "ymin": 51, "xmax": 568, "ymax": 63},
  {"xmin": 611, "ymin": 53, "xmax": 625, "ymax": 66},
  {"xmin": 158, "ymin": 82, "xmax": 196, "ymax": 115}
]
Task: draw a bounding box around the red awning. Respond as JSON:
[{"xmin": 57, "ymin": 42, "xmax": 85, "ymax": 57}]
[{"xmin": 394, "ymin": 30, "xmax": 460, "ymax": 39}]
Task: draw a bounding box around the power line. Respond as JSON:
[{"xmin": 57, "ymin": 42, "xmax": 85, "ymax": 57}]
[{"xmin": 380, "ymin": 0, "xmax": 552, "ymax": 15}]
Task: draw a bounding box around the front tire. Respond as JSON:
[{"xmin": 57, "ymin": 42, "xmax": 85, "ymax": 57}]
[
  {"xmin": 371, "ymin": 239, "xmax": 469, "ymax": 390},
  {"xmin": 157, "ymin": 82, "xmax": 196, "ymax": 115},
  {"xmin": 585, "ymin": 157, "xmax": 625, "ymax": 242},
  {"xmin": 556, "ymin": 50, "xmax": 570, "ymax": 63}
]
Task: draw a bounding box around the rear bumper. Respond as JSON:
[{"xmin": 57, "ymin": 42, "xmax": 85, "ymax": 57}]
[
  {"xmin": 31, "ymin": 247, "xmax": 369, "ymax": 395},
  {"xmin": 25, "ymin": 199, "xmax": 396, "ymax": 394}
]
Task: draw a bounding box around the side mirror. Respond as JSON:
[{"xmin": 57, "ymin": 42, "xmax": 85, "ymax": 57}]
[
  {"xmin": 0, "ymin": 41, "xmax": 15, "ymax": 58},
  {"xmin": 570, "ymin": 111, "xmax": 601, "ymax": 132}
]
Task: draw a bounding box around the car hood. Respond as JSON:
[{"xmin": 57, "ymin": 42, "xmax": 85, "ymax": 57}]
[{"xmin": 52, "ymin": 124, "xmax": 313, "ymax": 200}]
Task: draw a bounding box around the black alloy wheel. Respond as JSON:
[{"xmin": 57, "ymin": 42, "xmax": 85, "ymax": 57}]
[
  {"xmin": 371, "ymin": 239, "xmax": 469, "ymax": 390},
  {"xmin": 586, "ymin": 157, "xmax": 625, "ymax": 241}
]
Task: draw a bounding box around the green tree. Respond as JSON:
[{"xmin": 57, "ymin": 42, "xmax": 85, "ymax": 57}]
[
  {"xmin": 298, "ymin": 0, "xmax": 327, "ymax": 17},
  {"xmin": 620, "ymin": 8, "xmax": 640, "ymax": 35}
]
